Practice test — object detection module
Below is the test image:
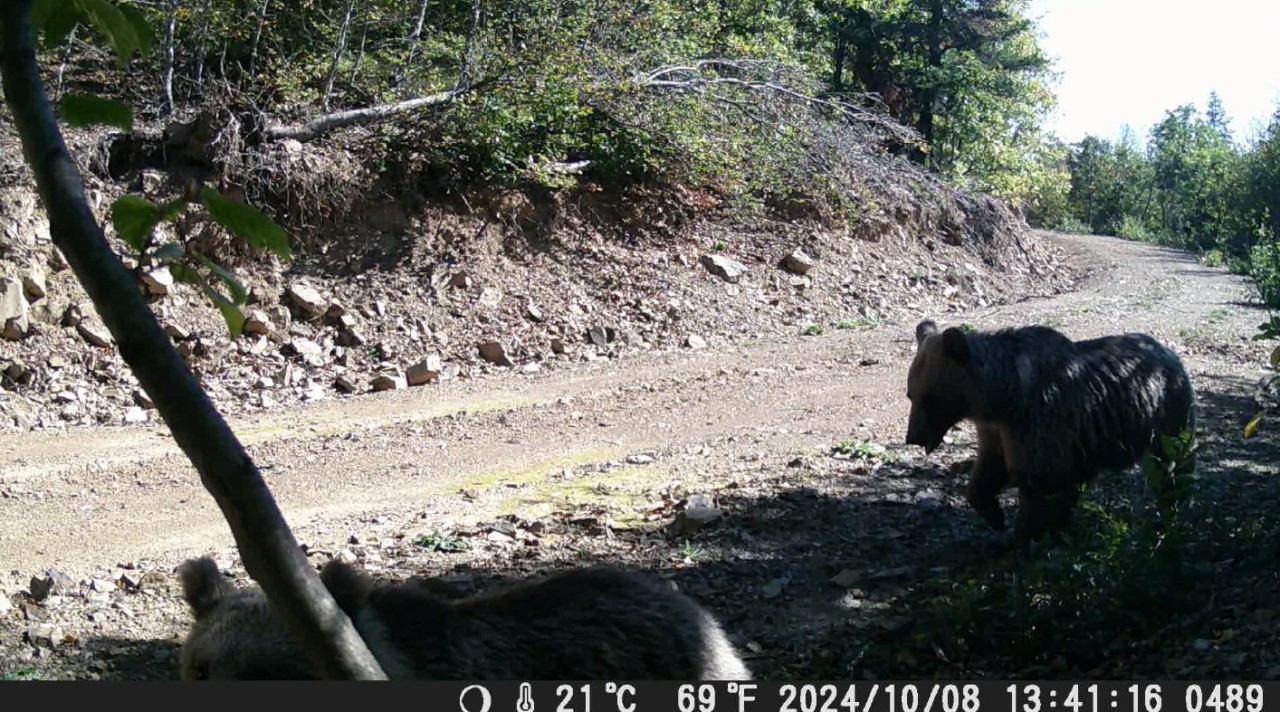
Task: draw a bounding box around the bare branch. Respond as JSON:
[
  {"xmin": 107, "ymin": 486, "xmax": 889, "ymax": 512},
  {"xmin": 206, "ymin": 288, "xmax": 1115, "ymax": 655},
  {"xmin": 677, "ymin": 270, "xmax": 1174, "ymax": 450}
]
[{"xmin": 636, "ymin": 58, "xmax": 924, "ymax": 148}]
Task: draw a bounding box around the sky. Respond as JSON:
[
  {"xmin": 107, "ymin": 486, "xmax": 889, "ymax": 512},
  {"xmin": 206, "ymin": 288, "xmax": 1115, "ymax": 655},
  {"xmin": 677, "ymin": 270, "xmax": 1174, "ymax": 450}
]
[{"xmin": 1029, "ymin": 0, "xmax": 1280, "ymax": 145}]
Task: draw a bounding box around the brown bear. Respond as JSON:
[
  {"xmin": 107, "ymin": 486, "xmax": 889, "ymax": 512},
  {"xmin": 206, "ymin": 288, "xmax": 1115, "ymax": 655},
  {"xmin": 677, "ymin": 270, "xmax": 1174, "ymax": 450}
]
[
  {"xmin": 176, "ymin": 556, "xmax": 752, "ymax": 681},
  {"xmin": 904, "ymin": 319, "xmax": 1197, "ymax": 545}
]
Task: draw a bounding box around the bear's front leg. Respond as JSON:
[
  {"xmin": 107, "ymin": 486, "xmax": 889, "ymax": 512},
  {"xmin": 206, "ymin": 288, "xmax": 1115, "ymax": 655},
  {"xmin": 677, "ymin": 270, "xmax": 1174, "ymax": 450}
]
[{"xmin": 965, "ymin": 425, "xmax": 1010, "ymax": 531}]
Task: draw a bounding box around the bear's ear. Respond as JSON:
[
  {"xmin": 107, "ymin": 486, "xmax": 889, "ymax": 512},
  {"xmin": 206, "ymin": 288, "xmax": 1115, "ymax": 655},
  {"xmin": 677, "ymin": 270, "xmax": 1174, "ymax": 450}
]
[
  {"xmin": 914, "ymin": 319, "xmax": 939, "ymax": 348},
  {"xmin": 177, "ymin": 557, "xmax": 236, "ymax": 620},
  {"xmin": 320, "ymin": 560, "xmax": 375, "ymax": 616},
  {"xmin": 941, "ymin": 327, "xmax": 970, "ymax": 366}
]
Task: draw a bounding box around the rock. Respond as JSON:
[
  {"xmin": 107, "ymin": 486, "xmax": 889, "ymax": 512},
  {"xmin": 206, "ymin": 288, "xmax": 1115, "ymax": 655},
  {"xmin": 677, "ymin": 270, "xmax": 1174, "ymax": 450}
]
[
  {"xmin": 370, "ymin": 373, "xmax": 406, "ymax": 392},
  {"xmin": 525, "ymin": 303, "xmax": 546, "ymax": 322},
  {"xmin": 781, "ymin": 248, "xmax": 816, "ymax": 275},
  {"xmin": 163, "ymin": 323, "xmax": 191, "ymax": 341},
  {"xmin": 478, "ymin": 287, "xmax": 502, "ymax": 308},
  {"xmin": 133, "ymin": 389, "xmax": 155, "ymax": 409},
  {"xmin": 831, "ymin": 569, "xmax": 862, "ymax": 588},
  {"xmin": 521, "ymin": 363, "xmax": 541, "ymax": 374},
  {"xmin": 477, "ymin": 341, "xmax": 514, "ymax": 367},
  {"xmin": 22, "ymin": 262, "xmax": 46, "ymax": 301},
  {"xmin": 123, "ymin": 407, "xmax": 147, "ymax": 424},
  {"xmin": 268, "ymin": 305, "xmax": 292, "ymax": 331},
  {"xmin": 242, "ymin": 310, "xmax": 272, "ymax": 336},
  {"xmin": 587, "ymin": 326, "xmax": 615, "ymax": 349},
  {"xmin": 0, "ymin": 277, "xmax": 29, "ymax": 340},
  {"xmin": 140, "ymin": 169, "xmax": 165, "ymax": 193},
  {"xmin": 76, "ymin": 320, "xmax": 113, "ymax": 348},
  {"xmin": 5, "ymin": 361, "xmax": 28, "ymax": 383},
  {"xmin": 448, "ymin": 272, "xmax": 471, "ymax": 289},
  {"xmin": 667, "ymin": 495, "xmax": 724, "ymax": 536},
  {"xmin": 343, "ymin": 329, "xmax": 369, "ymax": 347},
  {"xmin": 325, "ymin": 302, "xmax": 347, "ymax": 319},
  {"xmin": 626, "ymin": 454, "xmax": 656, "ymax": 465},
  {"xmin": 0, "ymin": 591, "xmax": 11, "ymax": 615},
  {"xmin": 334, "ymin": 375, "xmax": 360, "ymax": 393},
  {"xmin": 699, "ymin": 254, "xmax": 747, "ymax": 283},
  {"xmin": 141, "ymin": 267, "xmax": 173, "ymax": 296},
  {"xmin": 48, "ymin": 247, "xmax": 69, "ymax": 272},
  {"xmin": 336, "ymin": 314, "xmax": 359, "ymax": 332},
  {"xmin": 29, "ymin": 569, "xmax": 75, "ymax": 602},
  {"xmin": 254, "ymin": 376, "xmax": 275, "ymax": 389},
  {"xmin": 761, "ymin": 577, "xmax": 789, "ymax": 599},
  {"xmin": 406, "ymin": 355, "xmax": 443, "ymax": 386},
  {"xmin": 25, "ymin": 624, "xmax": 63, "ymax": 649},
  {"xmin": 286, "ymin": 283, "xmax": 326, "ymax": 317},
  {"xmin": 61, "ymin": 303, "xmax": 83, "ymax": 327},
  {"xmin": 46, "ymin": 355, "xmax": 67, "ymax": 369},
  {"xmin": 550, "ymin": 338, "xmax": 566, "ymax": 355},
  {"xmin": 288, "ymin": 338, "xmax": 324, "ymax": 359},
  {"xmin": 685, "ymin": 334, "xmax": 707, "ymax": 349}
]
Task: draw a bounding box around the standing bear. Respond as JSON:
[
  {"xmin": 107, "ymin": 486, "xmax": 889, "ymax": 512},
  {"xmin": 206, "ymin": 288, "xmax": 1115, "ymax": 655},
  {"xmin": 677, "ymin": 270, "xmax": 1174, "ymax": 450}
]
[{"xmin": 904, "ymin": 319, "xmax": 1197, "ymax": 545}]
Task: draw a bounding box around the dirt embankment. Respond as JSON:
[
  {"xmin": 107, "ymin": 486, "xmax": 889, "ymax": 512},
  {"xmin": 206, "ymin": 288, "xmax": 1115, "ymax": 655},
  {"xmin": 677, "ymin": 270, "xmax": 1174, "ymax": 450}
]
[{"xmin": 0, "ymin": 116, "xmax": 1077, "ymax": 437}]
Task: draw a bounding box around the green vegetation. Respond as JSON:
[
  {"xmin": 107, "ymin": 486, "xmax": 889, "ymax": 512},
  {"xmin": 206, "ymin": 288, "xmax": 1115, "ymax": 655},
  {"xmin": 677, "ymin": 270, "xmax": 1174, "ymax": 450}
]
[
  {"xmin": 885, "ymin": 430, "xmax": 1209, "ymax": 672},
  {"xmin": 413, "ymin": 530, "xmax": 469, "ymax": 553},
  {"xmin": 1045, "ymin": 93, "xmax": 1280, "ymax": 306},
  {"xmin": 831, "ymin": 439, "xmax": 895, "ymax": 463},
  {"xmin": 34, "ymin": 0, "xmax": 1064, "ymax": 225}
]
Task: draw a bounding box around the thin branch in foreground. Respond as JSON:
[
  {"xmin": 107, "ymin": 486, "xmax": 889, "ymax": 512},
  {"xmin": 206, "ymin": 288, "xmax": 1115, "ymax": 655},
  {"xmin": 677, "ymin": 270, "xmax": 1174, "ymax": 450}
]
[{"xmin": 0, "ymin": 0, "xmax": 386, "ymax": 681}]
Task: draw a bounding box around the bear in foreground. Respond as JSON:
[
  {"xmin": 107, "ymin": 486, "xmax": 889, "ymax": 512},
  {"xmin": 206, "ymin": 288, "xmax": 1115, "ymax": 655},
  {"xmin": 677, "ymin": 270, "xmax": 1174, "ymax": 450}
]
[
  {"xmin": 904, "ymin": 319, "xmax": 1197, "ymax": 545},
  {"xmin": 177, "ymin": 556, "xmax": 752, "ymax": 681}
]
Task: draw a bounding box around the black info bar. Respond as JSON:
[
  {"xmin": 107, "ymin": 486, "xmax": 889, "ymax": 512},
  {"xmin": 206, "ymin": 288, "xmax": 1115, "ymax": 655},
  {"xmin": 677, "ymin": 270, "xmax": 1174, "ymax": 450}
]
[{"xmin": 0, "ymin": 681, "xmax": 1273, "ymax": 712}]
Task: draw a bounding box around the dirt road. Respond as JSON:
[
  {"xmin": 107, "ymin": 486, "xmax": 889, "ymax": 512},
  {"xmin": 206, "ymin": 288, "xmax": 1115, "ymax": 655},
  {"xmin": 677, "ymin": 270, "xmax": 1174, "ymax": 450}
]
[{"xmin": 0, "ymin": 231, "xmax": 1267, "ymax": 580}]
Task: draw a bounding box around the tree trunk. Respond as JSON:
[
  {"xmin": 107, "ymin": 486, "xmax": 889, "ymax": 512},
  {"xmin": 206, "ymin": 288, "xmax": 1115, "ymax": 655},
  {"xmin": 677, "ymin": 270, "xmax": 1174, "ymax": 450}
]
[
  {"xmin": 193, "ymin": 0, "xmax": 213, "ymax": 91},
  {"xmin": 323, "ymin": 0, "xmax": 358, "ymax": 112},
  {"xmin": 54, "ymin": 25, "xmax": 75, "ymax": 99},
  {"xmin": 248, "ymin": 0, "xmax": 270, "ymax": 78},
  {"xmin": 265, "ymin": 88, "xmax": 466, "ymax": 142},
  {"xmin": 396, "ymin": 0, "xmax": 432, "ymax": 87},
  {"xmin": 914, "ymin": 0, "xmax": 945, "ymax": 166},
  {"xmin": 830, "ymin": 21, "xmax": 846, "ymax": 92},
  {"xmin": 161, "ymin": 0, "xmax": 178, "ymax": 116},
  {"xmin": 348, "ymin": 9, "xmax": 370, "ymax": 85},
  {"xmin": 456, "ymin": 0, "xmax": 481, "ymax": 91},
  {"xmin": 0, "ymin": 0, "xmax": 387, "ymax": 681}
]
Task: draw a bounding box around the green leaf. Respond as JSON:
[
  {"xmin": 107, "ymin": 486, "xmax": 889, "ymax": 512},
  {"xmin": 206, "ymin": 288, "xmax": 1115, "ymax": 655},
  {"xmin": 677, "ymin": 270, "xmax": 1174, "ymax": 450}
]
[
  {"xmin": 153, "ymin": 243, "xmax": 185, "ymax": 263},
  {"xmin": 168, "ymin": 262, "xmax": 199, "ymax": 285},
  {"xmin": 1271, "ymin": 345, "xmax": 1280, "ymax": 370},
  {"xmin": 196, "ymin": 253, "xmax": 248, "ymax": 305},
  {"xmin": 199, "ymin": 187, "xmax": 291, "ymax": 259},
  {"xmin": 77, "ymin": 0, "xmax": 143, "ymax": 66},
  {"xmin": 34, "ymin": 0, "xmax": 80, "ymax": 49},
  {"xmin": 116, "ymin": 3, "xmax": 154, "ymax": 55},
  {"xmin": 110, "ymin": 195, "xmax": 160, "ymax": 252},
  {"xmin": 198, "ymin": 282, "xmax": 246, "ymax": 340},
  {"xmin": 58, "ymin": 94, "xmax": 133, "ymax": 131},
  {"xmin": 158, "ymin": 197, "xmax": 188, "ymax": 222},
  {"xmin": 1244, "ymin": 411, "xmax": 1264, "ymax": 440}
]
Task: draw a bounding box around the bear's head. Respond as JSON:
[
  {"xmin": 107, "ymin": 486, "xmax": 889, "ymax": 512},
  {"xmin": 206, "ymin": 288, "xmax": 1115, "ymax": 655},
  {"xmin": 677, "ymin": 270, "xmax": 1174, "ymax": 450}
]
[
  {"xmin": 905, "ymin": 319, "xmax": 975, "ymax": 455},
  {"xmin": 176, "ymin": 557, "xmax": 319, "ymax": 680}
]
